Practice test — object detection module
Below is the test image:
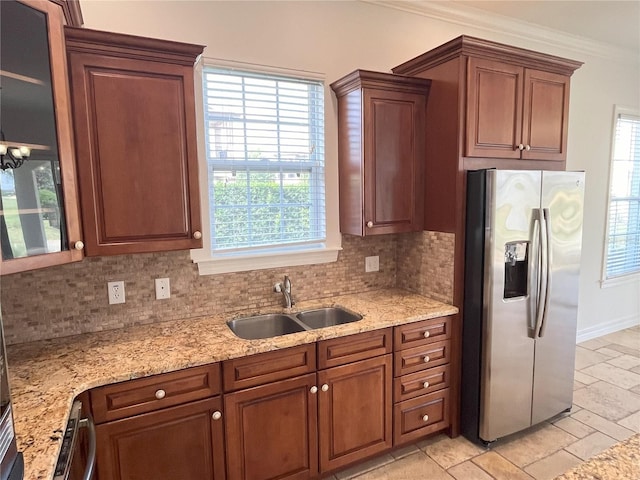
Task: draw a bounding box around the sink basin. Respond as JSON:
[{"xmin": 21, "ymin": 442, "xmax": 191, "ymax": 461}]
[
  {"xmin": 227, "ymin": 314, "xmax": 306, "ymax": 340},
  {"xmin": 296, "ymin": 307, "xmax": 362, "ymax": 329},
  {"xmin": 227, "ymin": 307, "xmax": 363, "ymax": 339}
]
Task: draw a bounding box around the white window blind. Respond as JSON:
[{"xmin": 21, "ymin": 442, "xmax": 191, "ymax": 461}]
[
  {"xmin": 202, "ymin": 67, "xmax": 325, "ymax": 252},
  {"xmin": 605, "ymin": 111, "xmax": 640, "ymax": 279}
]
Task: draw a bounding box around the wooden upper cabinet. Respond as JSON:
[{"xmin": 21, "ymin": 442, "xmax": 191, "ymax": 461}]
[
  {"xmin": 522, "ymin": 68, "xmax": 571, "ymax": 161},
  {"xmin": 466, "ymin": 58, "xmax": 571, "ymax": 162},
  {"xmin": 0, "ymin": 0, "xmax": 84, "ymax": 275},
  {"xmin": 393, "ymin": 35, "xmax": 582, "ymax": 170},
  {"xmin": 331, "ymin": 71, "xmax": 431, "ymax": 236},
  {"xmin": 64, "ymin": 27, "xmax": 205, "ymax": 255},
  {"xmin": 466, "ymin": 58, "xmax": 523, "ymax": 159}
]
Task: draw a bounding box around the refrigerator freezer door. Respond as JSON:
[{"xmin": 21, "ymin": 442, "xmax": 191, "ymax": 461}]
[
  {"xmin": 532, "ymin": 171, "xmax": 585, "ymax": 425},
  {"xmin": 480, "ymin": 170, "xmax": 542, "ymax": 441}
]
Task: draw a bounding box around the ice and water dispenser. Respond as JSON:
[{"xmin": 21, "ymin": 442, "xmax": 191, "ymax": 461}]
[{"xmin": 504, "ymin": 241, "xmax": 529, "ymax": 299}]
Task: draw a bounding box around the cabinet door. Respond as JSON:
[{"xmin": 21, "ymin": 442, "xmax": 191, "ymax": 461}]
[
  {"xmin": 67, "ymin": 40, "xmax": 202, "ymax": 255},
  {"xmin": 363, "ymin": 89, "xmax": 425, "ymax": 234},
  {"xmin": 522, "ymin": 69, "xmax": 570, "ymax": 161},
  {"xmin": 0, "ymin": 0, "xmax": 83, "ymax": 275},
  {"xmin": 466, "ymin": 58, "xmax": 523, "ymax": 159},
  {"xmin": 95, "ymin": 396, "xmax": 225, "ymax": 480},
  {"xmin": 224, "ymin": 373, "xmax": 318, "ymax": 480},
  {"xmin": 318, "ymin": 355, "xmax": 392, "ymax": 472}
]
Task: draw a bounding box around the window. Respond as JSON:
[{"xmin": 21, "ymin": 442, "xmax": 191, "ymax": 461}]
[
  {"xmin": 192, "ymin": 63, "xmax": 338, "ymax": 274},
  {"xmin": 604, "ymin": 107, "xmax": 640, "ymax": 280}
]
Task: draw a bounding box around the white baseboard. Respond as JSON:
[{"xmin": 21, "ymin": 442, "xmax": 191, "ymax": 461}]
[{"xmin": 576, "ymin": 314, "xmax": 640, "ymax": 343}]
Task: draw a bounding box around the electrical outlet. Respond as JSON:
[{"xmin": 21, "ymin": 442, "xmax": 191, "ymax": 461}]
[
  {"xmin": 365, "ymin": 256, "xmax": 380, "ymax": 272},
  {"xmin": 155, "ymin": 278, "xmax": 171, "ymax": 300},
  {"xmin": 107, "ymin": 281, "xmax": 125, "ymax": 305}
]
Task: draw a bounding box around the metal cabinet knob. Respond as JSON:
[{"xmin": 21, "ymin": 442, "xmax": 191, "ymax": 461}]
[
  {"xmin": 74, "ymin": 241, "xmax": 84, "ymax": 251},
  {"xmin": 525, "ymin": 144, "xmax": 531, "ymax": 151},
  {"xmin": 517, "ymin": 143, "xmax": 525, "ymax": 151},
  {"xmin": 422, "ymin": 414, "xmax": 429, "ymax": 422},
  {"xmin": 310, "ymin": 386, "xmax": 318, "ymax": 394},
  {"xmin": 212, "ymin": 411, "xmax": 222, "ymax": 420},
  {"xmin": 192, "ymin": 231, "xmax": 202, "ymax": 240},
  {"xmin": 155, "ymin": 389, "xmax": 166, "ymax": 400},
  {"xmin": 366, "ymin": 221, "xmax": 373, "ymax": 228},
  {"xmin": 423, "ymin": 381, "xmax": 430, "ymax": 389},
  {"xmin": 321, "ymin": 384, "xmax": 329, "ymax": 392},
  {"xmin": 423, "ymin": 356, "xmax": 430, "ymax": 363},
  {"xmin": 423, "ymin": 331, "xmax": 430, "ymax": 339}
]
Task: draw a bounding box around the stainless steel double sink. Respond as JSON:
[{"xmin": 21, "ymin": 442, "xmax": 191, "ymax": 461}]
[{"xmin": 227, "ymin": 307, "xmax": 362, "ymax": 340}]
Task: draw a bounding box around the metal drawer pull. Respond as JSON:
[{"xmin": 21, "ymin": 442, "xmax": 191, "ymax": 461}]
[
  {"xmin": 212, "ymin": 411, "xmax": 222, "ymax": 420},
  {"xmin": 193, "ymin": 231, "xmax": 202, "ymax": 239},
  {"xmin": 423, "ymin": 331, "xmax": 430, "ymax": 338},
  {"xmin": 423, "ymin": 381, "xmax": 430, "ymax": 389},
  {"xmin": 155, "ymin": 389, "xmax": 166, "ymax": 400},
  {"xmin": 422, "ymin": 414, "xmax": 429, "ymax": 422},
  {"xmin": 321, "ymin": 384, "xmax": 329, "ymax": 392},
  {"xmin": 423, "ymin": 356, "xmax": 430, "ymax": 363},
  {"xmin": 310, "ymin": 386, "xmax": 318, "ymax": 394}
]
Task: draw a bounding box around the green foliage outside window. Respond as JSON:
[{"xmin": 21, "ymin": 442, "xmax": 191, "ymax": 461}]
[{"xmin": 212, "ymin": 179, "xmax": 313, "ymax": 248}]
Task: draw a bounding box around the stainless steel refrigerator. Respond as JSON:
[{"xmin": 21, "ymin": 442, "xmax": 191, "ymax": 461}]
[{"xmin": 461, "ymin": 169, "xmax": 585, "ymax": 445}]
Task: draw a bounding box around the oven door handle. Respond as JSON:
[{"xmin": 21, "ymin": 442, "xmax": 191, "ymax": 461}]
[{"xmin": 78, "ymin": 412, "xmax": 96, "ymax": 480}]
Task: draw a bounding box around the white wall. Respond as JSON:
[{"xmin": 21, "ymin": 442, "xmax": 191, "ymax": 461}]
[{"xmin": 79, "ymin": 0, "xmax": 640, "ymax": 339}]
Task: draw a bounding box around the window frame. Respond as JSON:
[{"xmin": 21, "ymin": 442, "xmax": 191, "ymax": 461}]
[
  {"xmin": 190, "ymin": 58, "xmax": 341, "ymax": 275},
  {"xmin": 601, "ymin": 105, "xmax": 640, "ymax": 286}
]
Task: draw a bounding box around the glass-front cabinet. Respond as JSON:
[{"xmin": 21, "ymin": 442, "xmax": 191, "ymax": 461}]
[{"xmin": 0, "ymin": 0, "xmax": 83, "ymax": 275}]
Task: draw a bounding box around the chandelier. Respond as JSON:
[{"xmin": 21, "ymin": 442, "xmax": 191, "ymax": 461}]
[{"xmin": 0, "ymin": 130, "xmax": 31, "ymax": 170}]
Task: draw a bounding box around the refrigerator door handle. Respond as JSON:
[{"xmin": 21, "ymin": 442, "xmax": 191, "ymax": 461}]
[
  {"xmin": 528, "ymin": 210, "xmax": 542, "ymax": 338},
  {"xmin": 533, "ymin": 208, "xmax": 548, "ymax": 339},
  {"xmin": 537, "ymin": 208, "xmax": 552, "ymax": 338}
]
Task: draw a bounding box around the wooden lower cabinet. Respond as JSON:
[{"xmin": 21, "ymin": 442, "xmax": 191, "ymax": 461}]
[
  {"xmin": 318, "ymin": 355, "xmax": 393, "ymax": 473},
  {"xmin": 95, "ymin": 396, "xmax": 225, "ymax": 480},
  {"xmin": 393, "ymin": 388, "xmax": 450, "ymax": 445},
  {"xmin": 224, "ymin": 373, "xmax": 318, "ymax": 480}
]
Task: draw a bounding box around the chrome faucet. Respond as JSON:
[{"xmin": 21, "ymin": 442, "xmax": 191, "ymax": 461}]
[{"xmin": 274, "ymin": 275, "xmax": 294, "ymax": 308}]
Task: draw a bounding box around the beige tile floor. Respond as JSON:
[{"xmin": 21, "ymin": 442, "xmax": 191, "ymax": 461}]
[{"xmin": 328, "ymin": 325, "xmax": 640, "ymax": 480}]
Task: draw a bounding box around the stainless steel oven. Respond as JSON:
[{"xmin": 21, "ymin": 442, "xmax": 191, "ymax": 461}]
[{"xmin": 0, "ymin": 312, "xmax": 23, "ymax": 480}]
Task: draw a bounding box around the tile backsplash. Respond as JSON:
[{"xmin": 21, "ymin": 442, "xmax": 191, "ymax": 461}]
[
  {"xmin": 396, "ymin": 231, "xmax": 455, "ymax": 304},
  {"xmin": 0, "ymin": 232, "xmax": 454, "ymax": 345}
]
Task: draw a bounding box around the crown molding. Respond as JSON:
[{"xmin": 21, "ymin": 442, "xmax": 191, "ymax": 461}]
[{"xmin": 362, "ymin": 0, "xmax": 639, "ymax": 64}]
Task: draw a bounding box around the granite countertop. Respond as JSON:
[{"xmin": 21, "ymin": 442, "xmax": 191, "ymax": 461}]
[
  {"xmin": 6, "ymin": 288, "xmax": 457, "ymax": 480},
  {"xmin": 555, "ymin": 433, "xmax": 640, "ymax": 480}
]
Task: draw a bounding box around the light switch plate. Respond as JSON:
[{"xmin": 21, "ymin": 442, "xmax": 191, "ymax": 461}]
[{"xmin": 365, "ymin": 256, "xmax": 380, "ymax": 272}]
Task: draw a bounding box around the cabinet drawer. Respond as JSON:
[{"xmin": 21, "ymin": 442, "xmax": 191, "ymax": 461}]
[
  {"xmin": 394, "ymin": 316, "xmax": 452, "ymax": 351},
  {"xmin": 394, "ymin": 340, "xmax": 450, "ymax": 377},
  {"xmin": 318, "ymin": 328, "xmax": 392, "ymax": 369},
  {"xmin": 91, "ymin": 364, "xmax": 221, "ymax": 423},
  {"xmin": 223, "ymin": 344, "xmax": 316, "ymax": 392},
  {"xmin": 393, "ymin": 388, "xmax": 450, "ymax": 446},
  {"xmin": 393, "ymin": 365, "xmax": 450, "ymax": 403}
]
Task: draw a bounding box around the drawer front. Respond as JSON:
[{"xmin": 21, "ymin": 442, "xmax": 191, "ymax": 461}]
[
  {"xmin": 91, "ymin": 363, "xmax": 221, "ymax": 423},
  {"xmin": 318, "ymin": 328, "xmax": 392, "ymax": 369},
  {"xmin": 394, "ymin": 316, "xmax": 452, "ymax": 351},
  {"xmin": 394, "ymin": 340, "xmax": 450, "ymax": 377},
  {"xmin": 393, "ymin": 365, "xmax": 450, "ymax": 402},
  {"xmin": 393, "ymin": 388, "xmax": 450, "ymax": 446},
  {"xmin": 223, "ymin": 344, "xmax": 316, "ymax": 392}
]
